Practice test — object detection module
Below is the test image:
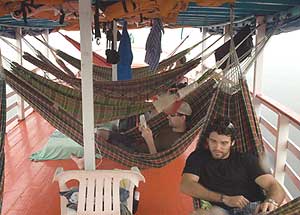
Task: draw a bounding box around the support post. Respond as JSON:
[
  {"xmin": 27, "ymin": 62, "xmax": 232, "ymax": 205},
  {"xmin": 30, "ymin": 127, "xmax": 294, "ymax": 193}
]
[
  {"xmin": 274, "ymin": 115, "xmax": 289, "ymax": 185},
  {"xmin": 253, "ymin": 16, "xmax": 266, "ymax": 115},
  {"xmin": 79, "ymin": 0, "xmax": 95, "ymax": 170},
  {"xmin": 16, "ymin": 28, "xmax": 25, "ymax": 120},
  {"xmin": 112, "ymin": 20, "xmax": 118, "ymax": 81}
]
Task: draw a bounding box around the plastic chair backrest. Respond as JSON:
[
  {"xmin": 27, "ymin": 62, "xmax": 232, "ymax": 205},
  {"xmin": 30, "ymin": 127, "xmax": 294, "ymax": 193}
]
[{"xmin": 54, "ymin": 169, "xmax": 145, "ymax": 215}]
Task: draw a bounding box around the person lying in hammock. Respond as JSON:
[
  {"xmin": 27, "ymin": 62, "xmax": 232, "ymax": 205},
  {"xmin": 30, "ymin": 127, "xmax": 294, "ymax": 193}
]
[
  {"xmin": 180, "ymin": 117, "xmax": 285, "ymax": 215},
  {"xmin": 97, "ymin": 100, "xmax": 192, "ymax": 154}
]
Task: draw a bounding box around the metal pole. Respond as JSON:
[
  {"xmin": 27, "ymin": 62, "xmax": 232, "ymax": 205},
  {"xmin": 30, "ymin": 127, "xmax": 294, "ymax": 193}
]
[
  {"xmin": 79, "ymin": 0, "xmax": 95, "ymax": 170},
  {"xmin": 112, "ymin": 20, "xmax": 118, "ymax": 81},
  {"xmin": 16, "ymin": 28, "xmax": 25, "ymax": 120},
  {"xmin": 253, "ymin": 16, "xmax": 266, "ymax": 115}
]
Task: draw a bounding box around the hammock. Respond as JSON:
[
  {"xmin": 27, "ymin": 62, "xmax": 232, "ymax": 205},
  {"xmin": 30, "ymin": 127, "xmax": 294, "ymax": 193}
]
[
  {"xmin": 192, "ymin": 74, "xmax": 265, "ymax": 210},
  {"xmin": 0, "ymin": 55, "xmax": 6, "ymax": 212},
  {"xmin": 4, "ymin": 64, "xmax": 217, "ymax": 168},
  {"xmin": 23, "ymin": 51, "xmax": 79, "ymax": 88},
  {"xmin": 192, "ymin": 6, "xmax": 265, "ymax": 208},
  {"xmin": 3, "ymin": 20, "xmax": 259, "ymax": 170},
  {"xmin": 3, "ymin": 26, "xmax": 259, "ymax": 170},
  {"xmin": 198, "ymin": 79, "xmax": 264, "ymax": 155},
  {"xmin": 22, "ymin": 52, "xmax": 201, "ymax": 101},
  {"xmin": 5, "ymin": 65, "xmax": 153, "ymax": 124},
  {"xmin": 267, "ymin": 196, "xmax": 300, "ymax": 215},
  {"xmin": 60, "ymin": 33, "xmax": 112, "ymax": 68},
  {"xmin": 55, "ymin": 40, "xmax": 201, "ymax": 80}
]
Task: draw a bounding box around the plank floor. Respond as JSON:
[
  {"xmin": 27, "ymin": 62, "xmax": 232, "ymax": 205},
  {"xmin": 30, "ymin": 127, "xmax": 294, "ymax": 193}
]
[{"xmin": 2, "ymin": 112, "xmax": 196, "ymax": 215}]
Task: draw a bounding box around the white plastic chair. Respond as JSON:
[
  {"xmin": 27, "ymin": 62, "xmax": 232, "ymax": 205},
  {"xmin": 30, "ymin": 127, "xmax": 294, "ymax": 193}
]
[{"xmin": 53, "ymin": 168, "xmax": 145, "ymax": 215}]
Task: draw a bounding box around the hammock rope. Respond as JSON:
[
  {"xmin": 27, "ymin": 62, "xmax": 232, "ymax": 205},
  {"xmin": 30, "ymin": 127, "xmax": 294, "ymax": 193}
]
[
  {"xmin": 0, "ymin": 50, "xmax": 6, "ymax": 213},
  {"xmin": 157, "ymin": 25, "xmax": 266, "ymax": 112},
  {"xmin": 0, "ymin": 34, "xmax": 52, "ymax": 79},
  {"xmin": 167, "ymin": 34, "xmax": 189, "ymax": 57},
  {"xmin": 40, "ymin": 34, "xmax": 76, "ymax": 78}
]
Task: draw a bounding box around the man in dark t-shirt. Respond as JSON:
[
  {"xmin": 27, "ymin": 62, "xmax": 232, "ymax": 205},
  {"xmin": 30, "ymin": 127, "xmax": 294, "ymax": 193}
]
[{"xmin": 180, "ymin": 117, "xmax": 285, "ymax": 215}]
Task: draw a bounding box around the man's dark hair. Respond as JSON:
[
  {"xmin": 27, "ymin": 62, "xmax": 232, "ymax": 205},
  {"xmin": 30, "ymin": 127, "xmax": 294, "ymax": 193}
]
[{"xmin": 205, "ymin": 117, "xmax": 236, "ymax": 141}]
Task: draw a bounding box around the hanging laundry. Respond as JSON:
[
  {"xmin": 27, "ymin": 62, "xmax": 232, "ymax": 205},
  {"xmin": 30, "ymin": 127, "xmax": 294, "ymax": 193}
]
[
  {"xmin": 144, "ymin": 18, "xmax": 164, "ymax": 72},
  {"xmin": 117, "ymin": 21, "xmax": 133, "ymax": 80}
]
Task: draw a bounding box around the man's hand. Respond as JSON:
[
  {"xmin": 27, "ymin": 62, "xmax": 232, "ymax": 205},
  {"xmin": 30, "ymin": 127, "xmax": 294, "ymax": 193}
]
[
  {"xmin": 222, "ymin": 195, "xmax": 250, "ymax": 208},
  {"xmin": 138, "ymin": 125, "xmax": 153, "ymax": 140},
  {"xmin": 255, "ymin": 201, "xmax": 278, "ymax": 214},
  {"xmin": 138, "ymin": 125, "xmax": 157, "ymax": 153}
]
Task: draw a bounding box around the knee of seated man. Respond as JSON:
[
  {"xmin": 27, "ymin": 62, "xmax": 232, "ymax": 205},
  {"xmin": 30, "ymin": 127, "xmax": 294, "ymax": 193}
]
[{"xmin": 96, "ymin": 129, "xmax": 111, "ymax": 140}]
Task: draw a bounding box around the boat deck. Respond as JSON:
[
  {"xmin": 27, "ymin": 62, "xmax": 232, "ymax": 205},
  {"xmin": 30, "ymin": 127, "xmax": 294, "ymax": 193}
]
[{"xmin": 2, "ymin": 112, "xmax": 195, "ymax": 215}]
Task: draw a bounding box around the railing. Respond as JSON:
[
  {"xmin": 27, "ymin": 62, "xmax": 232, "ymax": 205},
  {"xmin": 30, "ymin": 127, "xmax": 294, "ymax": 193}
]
[
  {"xmin": 5, "ymin": 67, "xmax": 51, "ymax": 132},
  {"xmin": 254, "ymin": 93, "xmax": 300, "ymax": 201},
  {"xmin": 6, "ymin": 89, "xmax": 33, "ymax": 132}
]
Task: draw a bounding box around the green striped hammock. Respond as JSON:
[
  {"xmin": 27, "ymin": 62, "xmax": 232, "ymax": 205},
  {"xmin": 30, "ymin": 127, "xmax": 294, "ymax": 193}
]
[
  {"xmin": 192, "ymin": 78, "xmax": 265, "ymax": 209},
  {"xmin": 268, "ymin": 197, "xmax": 300, "ymax": 215},
  {"xmin": 4, "ymin": 66, "xmax": 217, "ymax": 168},
  {"xmin": 21, "ymin": 53, "xmax": 201, "ymax": 101},
  {"xmin": 55, "ymin": 42, "xmax": 195, "ymax": 80},
  {"xmin": 6, "ymin": 65, "xmax": 153, "ymax": 124},
  {"xmin": 192, "ymin": 34, "xmax": 265, "ymax": 207}
]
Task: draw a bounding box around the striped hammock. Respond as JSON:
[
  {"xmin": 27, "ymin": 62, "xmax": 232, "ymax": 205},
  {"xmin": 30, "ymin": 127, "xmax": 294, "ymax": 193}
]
[
  {"xmin": 23, "ymin": 51, "xmax": 79, "ymax": 88},
  {"xmin": 55, "ymin": 44, "xmax": 194, "ymax": 80},
  {"xmin": 21, "ymin": 53, "xmax": 201, "ymax": 101},
  {"xmin": 4, "ymin": 66, "xmax": 217, "ymax": 168},
  {"xmin": 6, "ymin": 65, "xmax": 153, "ymax": 124},
  {"xmin": 60, "ymin": 33, "xmax": 111, "ymax": 68},
  {"xmin": 193, "ymin": 78, "xmax": 265, "ymax": 209},
  {"xmin": 198, "ymin": 79, "xmax": 264, "ymax": 155},
  {"xmin": 268, "ymin": 196, "xmax": 300, "ymax": 215}
]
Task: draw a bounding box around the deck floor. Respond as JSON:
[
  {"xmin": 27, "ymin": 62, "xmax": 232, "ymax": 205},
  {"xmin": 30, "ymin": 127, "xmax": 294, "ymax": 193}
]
[{"xmin": 2, "ymin": 112, "xmax": 196, "ymax": 215}]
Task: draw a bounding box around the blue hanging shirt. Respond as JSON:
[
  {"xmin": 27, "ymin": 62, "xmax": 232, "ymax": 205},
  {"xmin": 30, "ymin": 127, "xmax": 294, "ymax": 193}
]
[{"xmin": 117, "ymin": 21, "xmax": 133, "ymax": 80}]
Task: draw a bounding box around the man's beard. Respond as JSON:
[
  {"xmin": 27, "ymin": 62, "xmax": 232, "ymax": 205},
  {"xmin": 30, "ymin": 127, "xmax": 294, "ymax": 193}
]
[{"xmin": 211, "ymin": 150, "xmax": 230, "ymax": 159}]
